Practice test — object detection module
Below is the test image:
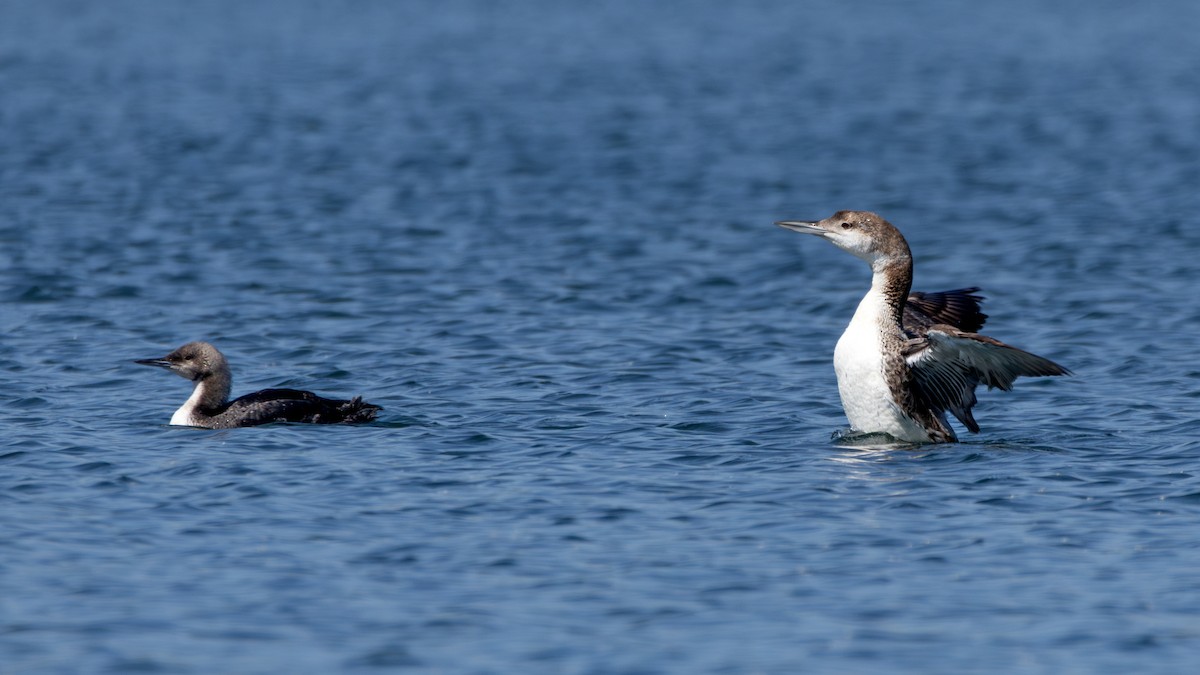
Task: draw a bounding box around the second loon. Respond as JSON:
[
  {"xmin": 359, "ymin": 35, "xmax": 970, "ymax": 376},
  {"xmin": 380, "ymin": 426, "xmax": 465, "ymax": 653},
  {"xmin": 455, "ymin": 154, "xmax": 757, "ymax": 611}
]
[
  {"xmin": 136, "ymin": 341, "xmax": 381, "ymax": 429},
  {"xmin": 776, "ymin": 211, "xmax": 1069, "ymax": 443}
]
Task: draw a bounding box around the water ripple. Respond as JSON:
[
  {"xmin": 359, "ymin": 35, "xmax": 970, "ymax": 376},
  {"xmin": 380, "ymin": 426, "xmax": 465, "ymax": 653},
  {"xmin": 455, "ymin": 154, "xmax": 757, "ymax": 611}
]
[{"xmin": 4, "ymin": 0, "xmax": 1200, "ymax": 673}]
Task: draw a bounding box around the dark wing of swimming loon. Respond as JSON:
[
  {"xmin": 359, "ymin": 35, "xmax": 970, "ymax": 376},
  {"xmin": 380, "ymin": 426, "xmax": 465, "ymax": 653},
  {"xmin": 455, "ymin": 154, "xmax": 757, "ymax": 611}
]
[
  {"xmin": 903, "ymin": 326, "xmax": 1070, "ymax": 433},
  {"xmin": 215, "ymin": 389, "xmax": 381, "ymax": 427},
  {"xmin": 904, "ymin": 288, "xmax": 988, "ymax": 334}
]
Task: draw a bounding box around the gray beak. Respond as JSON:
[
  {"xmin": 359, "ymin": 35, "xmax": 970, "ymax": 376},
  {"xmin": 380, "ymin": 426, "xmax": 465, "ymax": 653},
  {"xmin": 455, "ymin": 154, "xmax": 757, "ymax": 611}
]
[
  {"xmin": 135, "ymin": 357, "xmax": 173, "ymax": 370},
  {"xmin": 775, "ymin": 220, "xmax": 827, "ymax": 236}
]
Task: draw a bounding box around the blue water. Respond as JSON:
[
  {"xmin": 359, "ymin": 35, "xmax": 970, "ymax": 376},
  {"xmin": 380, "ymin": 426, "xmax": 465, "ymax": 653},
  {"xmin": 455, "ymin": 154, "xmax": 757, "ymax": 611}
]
[{"xmin": 3, "ymin": 1, "xmax": 1200, "ymax": 672}]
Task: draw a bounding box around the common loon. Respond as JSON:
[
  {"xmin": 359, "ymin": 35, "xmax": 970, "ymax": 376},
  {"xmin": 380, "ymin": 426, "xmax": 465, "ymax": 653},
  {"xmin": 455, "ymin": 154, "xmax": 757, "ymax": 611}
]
[
  {"xmin": 136, "ymin": 341, "xmax": 381, "ymax": 429},
  {"xmin": 776, "ymin": 211, "xmax": 1069, "ymax": 443}
]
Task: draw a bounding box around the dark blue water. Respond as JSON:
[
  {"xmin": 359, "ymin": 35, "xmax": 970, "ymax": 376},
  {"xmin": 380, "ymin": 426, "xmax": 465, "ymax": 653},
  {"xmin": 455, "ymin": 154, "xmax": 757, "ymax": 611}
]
[{"xmin": 4, "ymin": 1, "xmax": 1200, "ymax": 672}]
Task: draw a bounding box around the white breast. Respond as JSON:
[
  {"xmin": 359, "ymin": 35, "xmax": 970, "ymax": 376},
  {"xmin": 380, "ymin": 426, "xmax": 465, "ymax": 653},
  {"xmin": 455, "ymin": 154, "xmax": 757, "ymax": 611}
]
[
  {"xmin": 832, "ymin": 287, "xmax": 931, "ymax": 442},
  {"xmin": 169, "ymin": 384, "xmax": 204, "ymax": 426}
]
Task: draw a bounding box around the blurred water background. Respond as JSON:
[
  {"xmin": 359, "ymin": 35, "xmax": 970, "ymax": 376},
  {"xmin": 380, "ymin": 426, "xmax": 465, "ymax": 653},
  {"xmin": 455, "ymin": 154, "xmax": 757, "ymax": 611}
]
[{"xmin": 3, "ymin": 1, "xmax": 1200, "ymax": 672}]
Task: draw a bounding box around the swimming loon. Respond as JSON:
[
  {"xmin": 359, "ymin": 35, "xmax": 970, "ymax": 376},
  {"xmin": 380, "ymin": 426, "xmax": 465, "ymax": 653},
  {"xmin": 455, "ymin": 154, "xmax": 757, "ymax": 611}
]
[
  {"xmin": 136, "ymin": 341, "xmax": 381, "ymax": 429},
  {"xmin": 776, "ymin": 211, "xmax": 1069, "ymax": 443}
]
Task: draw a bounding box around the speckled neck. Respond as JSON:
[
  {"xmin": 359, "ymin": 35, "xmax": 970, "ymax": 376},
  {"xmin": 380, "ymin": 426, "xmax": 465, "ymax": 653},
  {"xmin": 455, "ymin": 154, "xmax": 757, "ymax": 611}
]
[{"xmin": 872, "ymin": 255, "xmax": 913, "ymax": 327}]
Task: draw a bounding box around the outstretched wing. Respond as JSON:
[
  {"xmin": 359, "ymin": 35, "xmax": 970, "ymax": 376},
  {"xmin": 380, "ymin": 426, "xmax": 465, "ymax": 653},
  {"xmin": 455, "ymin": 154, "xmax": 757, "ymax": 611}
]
[
  {"xmin": 903, "ymin": 326, "xmax": 1070, "ymax": 433},
  {"xmin": 905, "ymin": 288, "xmax": 988, "ymax": 334}
]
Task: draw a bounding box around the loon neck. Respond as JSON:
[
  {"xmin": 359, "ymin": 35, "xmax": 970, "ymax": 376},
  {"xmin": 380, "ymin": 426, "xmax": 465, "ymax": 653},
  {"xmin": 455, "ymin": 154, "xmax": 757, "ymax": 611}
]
[
  {"xmin": 868, "ymin": 255, "xmax": 913, "ymax": 327},
  {"xmin": 194, "ymin": 369, "xmax": 232, "ymax": 412},
  {"xmin": 170, "ymin": 372, "xmax": 231, "ymax": 426}
]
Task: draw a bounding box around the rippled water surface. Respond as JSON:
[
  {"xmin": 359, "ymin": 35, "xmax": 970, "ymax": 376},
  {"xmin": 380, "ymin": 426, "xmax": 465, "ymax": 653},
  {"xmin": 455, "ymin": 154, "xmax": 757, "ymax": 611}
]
[{"xmin": 4, "ymin": 1, "xmax": 1200, "ymax": 672}]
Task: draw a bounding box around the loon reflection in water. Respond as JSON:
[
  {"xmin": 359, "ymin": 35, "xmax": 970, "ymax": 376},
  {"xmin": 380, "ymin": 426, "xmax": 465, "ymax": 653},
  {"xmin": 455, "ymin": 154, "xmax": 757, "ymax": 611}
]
[
  {"xmin": 776, "ymin": 210, "xmax": 1070, "ymax": 444},
  {"xmin": 136, "ymin": 341, "xmax": 381, "ymax": 429}
]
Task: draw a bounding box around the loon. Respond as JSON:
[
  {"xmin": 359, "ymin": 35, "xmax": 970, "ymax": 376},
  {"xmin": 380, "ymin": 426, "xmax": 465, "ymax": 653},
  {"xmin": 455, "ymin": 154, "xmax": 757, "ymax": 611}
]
[
  {"xmin": 776, "ymin": 211, "xmax": 1069, "ymax": 443},
  {"xmin": 136, "ymin": 341, "xmax": 381, "ymax": 429}
]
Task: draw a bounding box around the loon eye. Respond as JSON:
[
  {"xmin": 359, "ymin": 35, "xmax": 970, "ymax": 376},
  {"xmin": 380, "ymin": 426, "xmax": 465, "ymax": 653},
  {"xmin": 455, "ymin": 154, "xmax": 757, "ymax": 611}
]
[{"xmin": 841, "ymin": 222, "xmax": 853, "ymax": 229}]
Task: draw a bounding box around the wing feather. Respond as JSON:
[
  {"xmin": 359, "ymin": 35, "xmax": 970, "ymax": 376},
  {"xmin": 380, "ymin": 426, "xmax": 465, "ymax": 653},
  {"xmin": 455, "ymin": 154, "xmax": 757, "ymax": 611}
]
[
  {"xmin": 904, "ymin": 326, "xmax": 1069, "ymax": 433},
  {"xmin": 213, "ymin": 389, "xmax": 380, "ymax": 427},
  {"xmin": 905, "ymin": 288, "xmax": 988, "ymax": 333}
]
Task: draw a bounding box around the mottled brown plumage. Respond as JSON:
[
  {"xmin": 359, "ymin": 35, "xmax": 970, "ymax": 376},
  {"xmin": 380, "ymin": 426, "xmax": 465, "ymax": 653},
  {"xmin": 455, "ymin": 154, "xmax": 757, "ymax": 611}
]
[{"xmin": 776, "ymin": 211, "xmax": 1069, "ymax": 443}]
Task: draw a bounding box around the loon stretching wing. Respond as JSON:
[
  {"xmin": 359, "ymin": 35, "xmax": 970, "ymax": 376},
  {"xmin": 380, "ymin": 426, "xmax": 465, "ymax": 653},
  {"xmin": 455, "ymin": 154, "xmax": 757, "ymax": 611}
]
[{"xmin": 776, "ymin": 211, "xmax": 1069, "ymax": 443}]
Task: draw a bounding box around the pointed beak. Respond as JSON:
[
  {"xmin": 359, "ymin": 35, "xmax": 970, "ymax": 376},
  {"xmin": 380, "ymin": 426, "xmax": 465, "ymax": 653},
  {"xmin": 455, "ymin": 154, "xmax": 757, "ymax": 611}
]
[
  {"xmin": 776, "ymin": 220, "xmax": 828, "ymax": 236},
  {"xmin": 135, "ymin": 357, "xmax": 173, "ymax": 370}
]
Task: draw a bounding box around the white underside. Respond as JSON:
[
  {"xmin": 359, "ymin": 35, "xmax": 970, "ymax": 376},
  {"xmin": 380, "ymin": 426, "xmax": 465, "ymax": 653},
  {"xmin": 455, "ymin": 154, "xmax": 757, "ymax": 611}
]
[
  {"xmin": 833, "ymin": 287, "xmax": 932, "ymax": 443},
  {"xmin": 170, "ymin": 384, "xmax": 204, "ymax": 427}
]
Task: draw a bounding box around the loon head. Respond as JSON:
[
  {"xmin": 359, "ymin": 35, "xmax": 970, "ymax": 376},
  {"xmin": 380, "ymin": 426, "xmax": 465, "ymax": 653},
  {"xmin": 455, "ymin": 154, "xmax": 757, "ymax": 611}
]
[
  {"xmin": 136, "ymin": 341, "xmax": 230, "ymax": 382},
  {"xmin": 776, "ymin": 210, "xmax": 911, "ymax": 266}
]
